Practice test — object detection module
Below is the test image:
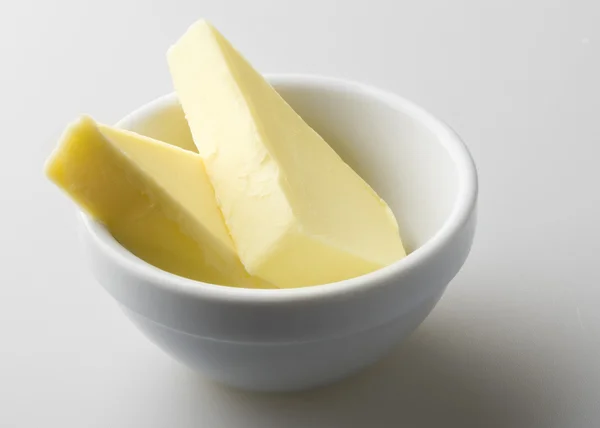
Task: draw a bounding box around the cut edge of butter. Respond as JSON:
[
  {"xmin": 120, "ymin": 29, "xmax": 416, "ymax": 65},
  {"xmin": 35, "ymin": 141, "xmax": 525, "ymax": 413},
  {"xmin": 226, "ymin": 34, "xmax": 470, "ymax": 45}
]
[{"xmin": 45, "ymin": 115, "xmax": 273, "ymax": 288}]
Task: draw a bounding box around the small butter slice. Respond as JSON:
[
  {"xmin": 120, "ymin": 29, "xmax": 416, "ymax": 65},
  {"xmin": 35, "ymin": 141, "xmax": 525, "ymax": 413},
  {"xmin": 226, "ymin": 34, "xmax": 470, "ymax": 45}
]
[
  {"xmin": 45, "ymin": 116, "xmax": 270, "ymax": 288},
  {"xmin": 168, "ymin": 20, "xmax": 406, "ymax": 288}
]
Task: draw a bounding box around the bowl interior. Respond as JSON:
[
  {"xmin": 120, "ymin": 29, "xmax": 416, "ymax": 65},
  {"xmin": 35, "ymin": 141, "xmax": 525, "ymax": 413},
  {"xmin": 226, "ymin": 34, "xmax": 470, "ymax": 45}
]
[{"xmin": 118, "ymin": 79, "xmax": 461, "ymax": 253}]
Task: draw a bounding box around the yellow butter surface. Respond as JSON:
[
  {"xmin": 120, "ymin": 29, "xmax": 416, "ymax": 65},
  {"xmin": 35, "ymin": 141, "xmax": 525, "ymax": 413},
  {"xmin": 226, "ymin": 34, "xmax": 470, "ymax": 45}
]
[
  {"xmin": 45, "ymin": 116, "xmax": 270, "ymax": 288},
  {"xmin": 168, "ymin": 21, "xmax": 406, "ymax": 287}
]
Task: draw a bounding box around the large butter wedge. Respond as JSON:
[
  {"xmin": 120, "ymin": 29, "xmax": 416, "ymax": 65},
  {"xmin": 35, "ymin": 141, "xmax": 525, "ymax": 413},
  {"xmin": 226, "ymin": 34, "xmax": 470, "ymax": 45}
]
[
  {"xmin": 45, "ymin": 116, "xmax": 270, "ymax": 288},
  {"xmin": 168, "ymin": 21, "xmax": 406, "ymax": 288}
]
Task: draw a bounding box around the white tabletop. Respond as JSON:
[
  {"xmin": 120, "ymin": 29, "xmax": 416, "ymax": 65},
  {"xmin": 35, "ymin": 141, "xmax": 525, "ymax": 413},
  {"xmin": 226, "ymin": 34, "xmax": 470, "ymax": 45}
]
[{"xmin": 2, "ymin": 0, "xmax": 599, "ymax": 426}]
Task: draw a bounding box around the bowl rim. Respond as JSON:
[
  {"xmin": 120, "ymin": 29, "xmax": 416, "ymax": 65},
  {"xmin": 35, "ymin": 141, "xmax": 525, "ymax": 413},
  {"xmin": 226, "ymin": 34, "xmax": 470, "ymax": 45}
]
[{"xmin": 81, "ymin": 73, "xmax": 478, "ymax": 304}]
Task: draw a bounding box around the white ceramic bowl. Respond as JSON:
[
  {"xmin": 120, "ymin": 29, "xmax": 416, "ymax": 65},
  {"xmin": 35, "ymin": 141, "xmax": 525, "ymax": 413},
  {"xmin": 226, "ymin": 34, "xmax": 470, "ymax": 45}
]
[{"xmin": 79, "ymin": 75, "xmax": 478, "ymax": 392}]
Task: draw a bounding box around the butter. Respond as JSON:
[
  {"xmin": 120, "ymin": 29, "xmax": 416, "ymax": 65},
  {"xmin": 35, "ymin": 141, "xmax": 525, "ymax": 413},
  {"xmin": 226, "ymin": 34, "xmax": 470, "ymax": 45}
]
[
  {"xmin": 45, "ymin": 116, "xmax": 270, "ymax": 288},
  {"xmin": 168, "ymin": 21, "xmax": 406, "ymax": 287}
]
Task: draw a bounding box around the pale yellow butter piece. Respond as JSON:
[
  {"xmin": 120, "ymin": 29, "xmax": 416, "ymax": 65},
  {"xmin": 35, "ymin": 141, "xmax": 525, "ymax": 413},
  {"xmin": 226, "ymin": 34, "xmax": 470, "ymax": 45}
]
[
  {"xmin": 168, "ymin": 20, "xmax": 406, "ymax": 288},
  {"xmin": 45, "ymin": 116, "xmax": 271, "ymax": 288}
]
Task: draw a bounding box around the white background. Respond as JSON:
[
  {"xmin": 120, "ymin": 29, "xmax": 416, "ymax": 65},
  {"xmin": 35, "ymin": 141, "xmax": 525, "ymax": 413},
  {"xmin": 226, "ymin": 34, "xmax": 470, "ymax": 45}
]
[{"xmin": 1, "ymin": 0, "xmax": 599, "ymax": 426}]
